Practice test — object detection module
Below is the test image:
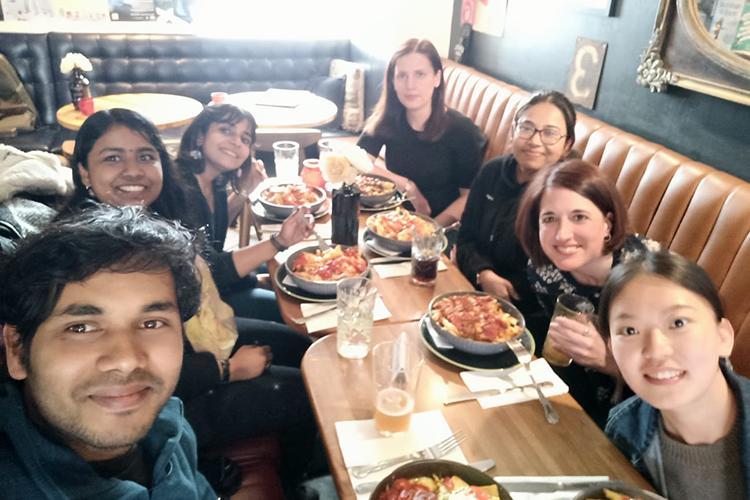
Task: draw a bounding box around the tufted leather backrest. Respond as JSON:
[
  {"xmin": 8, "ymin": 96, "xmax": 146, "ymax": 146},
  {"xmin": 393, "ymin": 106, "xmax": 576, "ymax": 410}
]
[
  {"xmin": 0, "ymin": 33, "xmax": 57, "ymax": 126},
  {"xmin": 443, "ymin": 60, "xmax": 750, "ymax": 376},
  {"xmin": 46, "ymin": 33, "xmax": 351, "ymax": 109}
]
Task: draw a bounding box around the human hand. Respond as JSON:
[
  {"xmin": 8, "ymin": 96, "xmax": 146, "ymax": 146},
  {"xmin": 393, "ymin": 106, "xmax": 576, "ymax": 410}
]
[
  {"xmin": 238, "ymin": 159, "xmax": 267, "ymax": 195},
  {"xmin": 228, "ymin": 345, "xmax": 272, "ymax": 382},
  {"xmin": 278, "ymin": 207, "xmax": 314, "ymax": 247},
  {"xmin": 477, "ymin": 270, "xmax": 519, "ymax": 301},
  {"xmin": 404, "ymin": 180, "xmax": 431, "ymax": 215},
  {"xmin": 546, "ymin": 316, "xmax": 617, "ymax": 375}
]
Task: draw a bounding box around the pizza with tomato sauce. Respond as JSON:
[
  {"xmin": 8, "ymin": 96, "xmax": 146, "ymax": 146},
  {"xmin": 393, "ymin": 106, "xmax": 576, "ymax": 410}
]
[
  {"xmin": 431, "ymin": 294, "xmax": 521, "ymax": 343},
  {"xmin": 366, "ymin": 207, "xmax": 435, "ymax": 241},
  {"xmin": 261, "ymin": 184, "xmax": 321, "ymax": 206},
  {"xmin": 290, "ymin": 245, "xmax": 367, "ymax": 281},
  {"xmin": 377, "ymin": 475, "xmax": 500, "ymax": 500}
]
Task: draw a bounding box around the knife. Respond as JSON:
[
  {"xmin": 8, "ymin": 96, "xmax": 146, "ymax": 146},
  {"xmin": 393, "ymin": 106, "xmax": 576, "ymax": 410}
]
[
  {"xmin": 353, "ymin": 458, "xmax": 496, "ymax": 494},
  {"xmin": 443, "ymin": 381, "xmax": 554, "ymax": 405},
  {"xmin": 495, "ymin": 476, "xmax": 609, "ymax": 493}
]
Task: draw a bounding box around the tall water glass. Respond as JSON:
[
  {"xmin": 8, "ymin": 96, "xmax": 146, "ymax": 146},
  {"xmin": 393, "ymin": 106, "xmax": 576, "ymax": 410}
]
[
  {"xmin": 336, "ymin": 277, "xmax": 377, "ymax": 359},
  {"xmin": 273, "ymin": 140, "xmax": 300, "ymax": 181}
]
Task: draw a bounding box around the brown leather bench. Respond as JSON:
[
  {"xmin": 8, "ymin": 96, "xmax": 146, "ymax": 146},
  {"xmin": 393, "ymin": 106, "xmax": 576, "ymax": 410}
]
[{"xmin": 442, "ymin": 60, "xmax": 750, "ymax": 376}]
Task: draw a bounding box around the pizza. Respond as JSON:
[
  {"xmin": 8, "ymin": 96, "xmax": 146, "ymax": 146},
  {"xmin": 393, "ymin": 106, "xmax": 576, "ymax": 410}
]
[
  {"xmin": 431, "ymin": 294, "xmax": 522, "ymax": 343},
  {"xmin": 378, "ymin": 475, "xmax": 500, "ymax": 500},
  {"xmin": 261, "ymin": 184, "xmax": 321, "ymax": 206},
  {"xmin": 366, "ymin": 207, "xmax": 435, "ymax": 241},
  {"xmin": 290, "ymin": 245, "xmax": 367, "ymax": 281}
]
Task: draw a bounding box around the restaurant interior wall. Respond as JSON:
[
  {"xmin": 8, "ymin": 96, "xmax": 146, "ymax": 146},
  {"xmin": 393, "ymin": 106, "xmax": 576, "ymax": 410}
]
[
  {"xmin": 450, "ymin": 0, "xmax": 749, "ymax": 181},
  {"xmin": 0, "ymin": 0, "xmax": 453, "ymax": 57}
]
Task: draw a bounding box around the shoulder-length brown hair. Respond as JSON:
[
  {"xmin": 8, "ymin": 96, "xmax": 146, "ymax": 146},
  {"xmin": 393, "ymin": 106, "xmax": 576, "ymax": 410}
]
[
  {"xmin": 363, "ymin": 38, "xmax": 448, "ymax": 142},
  {"xmin": 515, "ymin": 159, "xmax": 629, "ymax": 267}
]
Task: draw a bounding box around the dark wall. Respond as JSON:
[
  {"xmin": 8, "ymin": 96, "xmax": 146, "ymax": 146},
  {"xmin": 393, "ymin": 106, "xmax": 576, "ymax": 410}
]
[{"xmin": 450, "ymin": 0, "xmax": 749, "ymax": 180}]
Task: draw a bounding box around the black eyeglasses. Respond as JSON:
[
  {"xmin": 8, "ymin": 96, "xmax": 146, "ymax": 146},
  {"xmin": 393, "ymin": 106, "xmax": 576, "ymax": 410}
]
[{"xmin": 515, "ymin": 122, "xmax": 566, "ymax": 145}]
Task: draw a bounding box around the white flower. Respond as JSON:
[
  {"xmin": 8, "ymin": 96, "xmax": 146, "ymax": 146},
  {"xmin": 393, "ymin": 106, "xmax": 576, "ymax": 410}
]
[
  {"xmin": 319, "ymin": 144, "xmax": 374, "ymax": 185},
  {"xmin": 60, "ymin": 52, "xmax": 93, "ymax": 74}
]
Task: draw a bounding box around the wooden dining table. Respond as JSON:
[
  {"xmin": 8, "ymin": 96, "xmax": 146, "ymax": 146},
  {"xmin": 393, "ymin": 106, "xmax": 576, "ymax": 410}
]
[{"xmin": 301, "ymin": 321, "xmax": 654, "ymax": 499}]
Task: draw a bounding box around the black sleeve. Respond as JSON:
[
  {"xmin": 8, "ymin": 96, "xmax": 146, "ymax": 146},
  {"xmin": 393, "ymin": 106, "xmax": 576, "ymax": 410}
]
[
  {"xmin": 174, "ymin": 340, "xmax": 221, "ymax": 401},
  {"xmin": 456, "ymin": 164, "xmax": 496, "ymax": 286},
  {"xmin": 204, "ymin": 247, "xmax": 257, "ymax": 294},
  {"xmin": 357, "ymin": 132, "xmax": 385, "ymax": 158},
  {"xmin": 450, "ymin": 112, "xmax": 487, "ymax": 189}
]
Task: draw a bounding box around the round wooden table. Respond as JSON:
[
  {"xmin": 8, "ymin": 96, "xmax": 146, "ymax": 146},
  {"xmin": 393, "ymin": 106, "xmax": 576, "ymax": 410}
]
[
  {"xmin": 56, "ymin": 93, "xmax": 204, "ymax": 131},
  {"xmin": 226, "ymin": 90, "xmax": 338, "ymax": 128}
]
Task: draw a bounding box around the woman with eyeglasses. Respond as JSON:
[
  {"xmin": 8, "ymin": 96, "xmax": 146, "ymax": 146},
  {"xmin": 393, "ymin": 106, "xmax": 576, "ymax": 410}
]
[
  {"xmin": 457, "ymin": 90, "xmax": 576, "ymax": 324},
  {"xmin": 357, "ymin": 38, "xmax": 486, "ymax": 226}
]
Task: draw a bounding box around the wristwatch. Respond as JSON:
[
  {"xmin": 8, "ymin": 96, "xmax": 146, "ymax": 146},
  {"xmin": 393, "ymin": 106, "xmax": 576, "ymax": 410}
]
[{"xmin": 270, "ymin": 232, "xmax": 288, "ymax": 252}]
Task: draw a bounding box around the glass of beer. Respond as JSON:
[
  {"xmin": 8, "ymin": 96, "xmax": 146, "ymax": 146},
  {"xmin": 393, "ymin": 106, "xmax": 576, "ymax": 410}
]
[
  {"xmin": 372, "ymin": 336, "xmax": 423, "ymax": 436},
  {"xmin": 410, "ymin": 226, "xmax": 444, "ymax": 286},
  {"xmin": 542, "ymin": 293, "xmax": 595, "ymax": 367}
]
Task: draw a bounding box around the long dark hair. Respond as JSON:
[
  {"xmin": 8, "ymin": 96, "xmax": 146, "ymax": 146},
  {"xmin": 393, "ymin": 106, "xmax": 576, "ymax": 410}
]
[
  {"xmin": 363, "ymin": 38, "xmax": 448, "ymax": 142},
  {"xmin": 597, "ymin": 250, "xmax": 724, "ymax": 339},
  {"xmin": 514, "ymin": 90, "xmax": 577, "ymax": 150},
  {"xmin": 176, "ymin": 103, "xmax": 257, "ymax": 193},
  {"xmin": 67, "ymin": 108, "xmax": 192, "ymax": 225}
]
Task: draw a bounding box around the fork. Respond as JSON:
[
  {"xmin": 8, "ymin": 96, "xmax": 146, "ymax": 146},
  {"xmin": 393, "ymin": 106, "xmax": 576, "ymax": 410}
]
[
  {"xmin": 506, "ymin": 338, "xmax": 560, "ymax": 425},
  {"xmin": 349, "ymin": 430, "xmax": 465, "ymax": 479},
  {"xmin": 311, "ymin": 228, "xmax": 331, "ymax": 251}
]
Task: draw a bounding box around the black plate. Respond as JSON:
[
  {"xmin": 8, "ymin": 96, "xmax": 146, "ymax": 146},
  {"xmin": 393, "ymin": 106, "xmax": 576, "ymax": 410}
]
[
  {"xmin": 252, "ymin": 198, "xmax": 329, "ymax": 222},
  {"xmin": 273, "ymin": 263, "xmax": 337, "ymax": 303},
  {"xmin": 369, "ymin": 459, "xmax": 513, "ymax": 500},
  {"xmin": 419, "ymin": 315, "xmax": 536, "ymax": 372},
  {"xmin": 362, "ymin": 228, "xmax": 410, "ymax": 257}
]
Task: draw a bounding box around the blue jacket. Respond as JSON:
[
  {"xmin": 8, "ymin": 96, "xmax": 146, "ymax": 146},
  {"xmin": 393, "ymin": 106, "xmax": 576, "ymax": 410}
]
[
  {"xmin": 605, "ymin": 361, "xmax": 750, "ymax": 498},
  {"xmin": 0, "ymin": 382, "xmax": 216, "ymax": 499}
]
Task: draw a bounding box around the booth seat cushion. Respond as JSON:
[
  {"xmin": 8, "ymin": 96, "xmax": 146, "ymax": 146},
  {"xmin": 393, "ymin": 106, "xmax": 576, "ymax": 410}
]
[{"xmin": 442, "ymin": 60, "xmax": 750, "ymax": 376}]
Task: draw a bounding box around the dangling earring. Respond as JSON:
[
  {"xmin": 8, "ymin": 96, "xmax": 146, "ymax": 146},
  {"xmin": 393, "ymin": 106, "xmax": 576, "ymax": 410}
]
[{"xmin": 189, "ymin": 149, "xmax": 203, "ymax": 160}]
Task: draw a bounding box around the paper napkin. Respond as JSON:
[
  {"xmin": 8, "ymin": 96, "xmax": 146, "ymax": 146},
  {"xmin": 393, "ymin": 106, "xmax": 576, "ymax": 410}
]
[
  {"xmin": 335, "ymin": 410, "xmax": 467, "ymax": 499},
  {"xmin": 373, "ymin": 260, "xmax": 447, "ymax": 279},
  {"xmin": 460, "ymin": 359, "xmax": 569, "ymax": 409},
  {"xmin": 300, "ymin": 297, "xmax": 391, "ymax": 333}
]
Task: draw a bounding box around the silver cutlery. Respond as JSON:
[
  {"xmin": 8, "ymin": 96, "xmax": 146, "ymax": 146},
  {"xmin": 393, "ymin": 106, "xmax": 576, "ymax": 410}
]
[
  {"xmin": 353, "ymin": 458, "xmax": 495, "ymax": 494},
  {"xmin": 506, "ymin": 338, "xmax": 560, "ymax": 424},
  {"xmin": 311, "ymin": 228, "xmax": 331, "ymax": 251},
  {"xmin": 288, "ymin": 304, "xmax": 337, "ymax": 324},
  {"xmin": 496, "ymin": 476, "xmax": 609, "ymax": 493},
  {"xmin": 443, "ymin": 381, "xmax": 554, "ymax": 405},
  {"xmin": 349, "ymin": 430, "xmax": 465, "ymax": 479}
]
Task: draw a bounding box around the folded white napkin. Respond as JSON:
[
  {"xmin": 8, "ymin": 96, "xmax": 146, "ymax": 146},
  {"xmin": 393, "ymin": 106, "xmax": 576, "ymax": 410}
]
[
  {"xmin": 300, "ymin": 297, "xmax": 391, "ymax": 333},
  {"xmin": 261, "ymin": 222, "xmax": 332, "ymax": 241},
  {"xmin": 373, "ymin": 260, "xmax": 447, "ymax": 279},
  {"xmin": 335, "ymin": 410, "xmax": 467, "ymax": 499},
  {"xmin": 460, "ymin": 360, "xmax": 569, "ymax": 409},
  {"xmin": 495, "ymin": 476, "xmax": 609, "ymax": 500}
]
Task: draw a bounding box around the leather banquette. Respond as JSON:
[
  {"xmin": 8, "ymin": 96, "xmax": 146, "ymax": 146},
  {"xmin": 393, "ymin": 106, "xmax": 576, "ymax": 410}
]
[{"xmin": 442, "ymin": 60, "xmax": 750, "ymax": 376}]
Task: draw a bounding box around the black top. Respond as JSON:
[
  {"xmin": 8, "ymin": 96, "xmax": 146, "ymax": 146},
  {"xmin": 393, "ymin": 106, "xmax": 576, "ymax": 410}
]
[
  {"xmin": 357, "ymin": 108, "xmax": 486, "ymax": 217},
  {"xmin": 182, "ymin": 174, "xmax": 254, "ymax": 294},
  {"xmin": 456, "ymin": 155, "xmax": 539, "ymax": 317}
]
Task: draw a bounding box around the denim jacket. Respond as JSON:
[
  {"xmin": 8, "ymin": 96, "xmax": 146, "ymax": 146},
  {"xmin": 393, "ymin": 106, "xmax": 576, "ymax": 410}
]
[{"xmin": 605, "ymin": 361, "xmax": 750, "ymax": 499}]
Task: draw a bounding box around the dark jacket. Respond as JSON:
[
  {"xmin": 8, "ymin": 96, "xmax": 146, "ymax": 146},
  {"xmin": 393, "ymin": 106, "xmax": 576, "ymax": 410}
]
[
  {"xmin": 606, "ymin": 361, "xmax": 750, "ymax": 499},
  {"xmin": 0, "ymin": 382, "xmax": 216, "ymax": 499}
]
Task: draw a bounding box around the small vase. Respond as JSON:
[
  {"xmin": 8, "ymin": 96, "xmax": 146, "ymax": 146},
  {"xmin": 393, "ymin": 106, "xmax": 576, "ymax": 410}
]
[
  {"xmin": 68, "ymin": 67, "xmax": 90, "ymax": 111},
  {"xmin": 331, "ymin": 183, "xmax": 360, "ymax": 246}
]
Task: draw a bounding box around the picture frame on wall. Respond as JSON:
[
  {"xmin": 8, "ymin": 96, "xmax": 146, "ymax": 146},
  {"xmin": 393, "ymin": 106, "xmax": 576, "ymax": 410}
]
[{"xmin": 572, "ymin": 0, "xmax": 615, "ymax": 16}]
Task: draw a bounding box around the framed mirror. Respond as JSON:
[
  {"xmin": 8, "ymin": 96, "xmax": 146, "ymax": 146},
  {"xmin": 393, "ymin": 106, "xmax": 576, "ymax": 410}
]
[{"xmin": 637, "ymin": 0, "xmax": 750, "ymax": 106}]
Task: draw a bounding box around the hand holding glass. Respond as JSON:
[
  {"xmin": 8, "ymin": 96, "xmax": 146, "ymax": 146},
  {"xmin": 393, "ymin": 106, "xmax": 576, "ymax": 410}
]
[{"xmin": 543, "ymin": 293, "xmax": 595, "ymax": 366}]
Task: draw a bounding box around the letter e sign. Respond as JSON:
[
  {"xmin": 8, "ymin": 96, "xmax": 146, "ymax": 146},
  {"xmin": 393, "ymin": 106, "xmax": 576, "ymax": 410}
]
[{"xmin": 565, "ymin": 37, "xmax": 608, "ymax": 109}]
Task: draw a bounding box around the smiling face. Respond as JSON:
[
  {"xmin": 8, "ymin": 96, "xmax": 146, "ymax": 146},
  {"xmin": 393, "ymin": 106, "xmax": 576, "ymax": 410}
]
[
  {"xmin": 199, "ymin": 120, "xmax": 253, "ymax": 176},
  {"xmin": 78, "ymin": 125, "xmax": 164, "ymax": 208},
  {"xmin": 4, "ymin": 270, "xmax": 183, "ymax": 462},
  {"xmin": 608, "ymin": 273, "xmax": 734, "ymax": 417},
  {"xmin": 538, "ymin": 187, "xmax": 611, "ymax": 274},
  {"xmin": 512, "ymin": 102, "xmax": 572, "ymax": 177},
  {"xmin": 392, "ymin": 52, "xmax": 441, "ymax": 118}
]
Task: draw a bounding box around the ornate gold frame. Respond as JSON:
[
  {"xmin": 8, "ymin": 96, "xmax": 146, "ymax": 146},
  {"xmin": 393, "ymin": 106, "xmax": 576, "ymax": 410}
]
[{"xmin": 637, "ymin": 0, "xmax": 750, "ymax": 106}]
